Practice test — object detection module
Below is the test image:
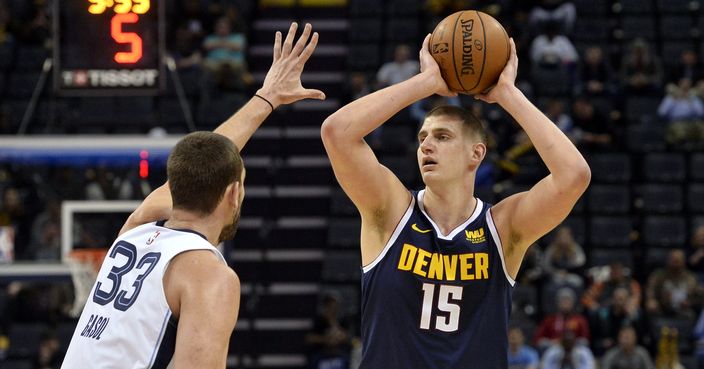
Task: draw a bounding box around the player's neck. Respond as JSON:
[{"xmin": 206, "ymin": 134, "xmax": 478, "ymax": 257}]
[
  {"xmin": 422, "ymin": 183, "xmax": 476, "ymax": 235},
  {"xmin": 165, "ymin": 210, "xmax": 223, "ymax": 245}
]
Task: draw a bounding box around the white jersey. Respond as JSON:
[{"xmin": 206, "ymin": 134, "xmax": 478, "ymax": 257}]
[{"xmin": 61, "ymin": 220, "xmax": 226, "ymax": 369}]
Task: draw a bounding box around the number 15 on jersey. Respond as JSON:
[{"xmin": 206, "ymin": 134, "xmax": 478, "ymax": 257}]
[{"xmin": 420, "ymin": 283, "xmax": 463, "ymax": 332}]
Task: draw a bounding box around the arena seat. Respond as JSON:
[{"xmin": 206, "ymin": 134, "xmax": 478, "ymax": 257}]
[
  {"xmin": 588, "ymin": 153, "xmax": 632, "ymax": 183},
  {"xmin": 322, "ymin": 251, "xmax": 361, "ymax": 282},
  {"xmin": 643, "ymin": 153, "xmax": 686, "ymax": 182},
  {"xmin": 327, "ymin": 218, "xmax": 360, "ymax": 248},
  {"xmin": 588, "ymin": 184, "xmax": 631, "ymax": 214},
  {"xmin": 690, "ymin": 152, "xmax": 704, "ymax": 181},
  {"xmin": 620, "ymin": 0, "xmax": 654, "ymax": 13},
  {"xmin": 590, "ymin": 248, "xmax": 634, "ymax": 269},
  {"xmin": 688, "ymin": 183, "xmax": 704, "ymax": 213},
  {"xmin": 620, "ymin": 17, "xmax": 656, "ymax": 40},
  {"xmin": 638, "ymin": 183, "xmax": 684, "ymax": 214},
  {"xmin": 589, "ymin": 215, "xmax": 633, "ymax": 247},
  {"xmin": 660, "ymin": 15, "xmax": 695, "ymax": 40},
  {"xmin": 642, "ymin": 215, "xmax": 687, "ymax": 248}
]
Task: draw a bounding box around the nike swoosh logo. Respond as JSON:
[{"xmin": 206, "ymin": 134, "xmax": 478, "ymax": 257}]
[{"xmin": 412, "ymin": 223, "xmax": 432, "ymax": 234}]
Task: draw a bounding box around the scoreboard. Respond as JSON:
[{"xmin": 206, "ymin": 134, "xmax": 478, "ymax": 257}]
[{"xmin": 53, "ymin": 0, "xmax": 165, "ymax": 95}]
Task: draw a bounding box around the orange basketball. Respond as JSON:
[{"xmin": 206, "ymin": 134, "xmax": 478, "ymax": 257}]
[{"xmin": 429, "ymin": 10, "xmax": 510, "ymax": 95}]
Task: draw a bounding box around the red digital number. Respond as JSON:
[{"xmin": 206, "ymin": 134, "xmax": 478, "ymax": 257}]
[{"xmin": 110, "ymin": 13, "xmax": 143, "ymax": 64}]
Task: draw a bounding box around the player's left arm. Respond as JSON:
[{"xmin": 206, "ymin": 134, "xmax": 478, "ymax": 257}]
[
  {"xmin": 166, "ymin": 251, "xmax": 240, "ymax": 369},
  {"xmin": 119, "ymin": 23, "xmax": 325, "ymax": 235},
  {"xmin": 119, "ymin": 183, "xmax": 171, "ymax": 235},
  {"xmin": 478, "ymin": 39, "xmax": 591, "ymax": 280}
]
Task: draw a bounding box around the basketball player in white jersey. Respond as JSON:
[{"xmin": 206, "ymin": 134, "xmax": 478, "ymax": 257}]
[{"xmin": 61, "ymin": 22, "xmax": 325, "ymax": 369}]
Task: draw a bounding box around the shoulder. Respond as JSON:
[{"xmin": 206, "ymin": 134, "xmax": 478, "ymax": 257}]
[{"xmin": 170, "ymin": 250, "xmax": 240, "ymax": 299}]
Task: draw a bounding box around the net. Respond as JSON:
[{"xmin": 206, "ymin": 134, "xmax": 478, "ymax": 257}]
[{"xmin": 67, "ymin": 249, "xmax": 108, "ymax": 318}]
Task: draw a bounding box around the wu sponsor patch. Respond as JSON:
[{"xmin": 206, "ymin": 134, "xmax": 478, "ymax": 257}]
[{"xmin": 465, "ymin": 228, "xmax": 485, "ymax": 244}]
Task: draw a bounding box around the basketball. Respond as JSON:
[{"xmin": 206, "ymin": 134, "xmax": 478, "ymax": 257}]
[{"xmin": 429, "ymin": 10, "xmax": 510, "ymax": 95}]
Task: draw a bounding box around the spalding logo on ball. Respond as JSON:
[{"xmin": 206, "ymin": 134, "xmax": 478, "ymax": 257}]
[{"xmin": 430, "ymin": 10, "xmax": 510, "ymax": 95}]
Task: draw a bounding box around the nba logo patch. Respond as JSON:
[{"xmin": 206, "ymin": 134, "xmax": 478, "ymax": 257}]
[
  {"xmin": 432, "ymin": 43, "xmax": 449, "ymax": 54},
  {"xmin": 147, "ymin": 231, "xmax": 161, "ymax": 245}
]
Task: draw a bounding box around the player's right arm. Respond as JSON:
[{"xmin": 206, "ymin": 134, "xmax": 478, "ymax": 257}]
[{"xmin": 321, "ymin": 34, "xmax": 454, "ymax": 265}]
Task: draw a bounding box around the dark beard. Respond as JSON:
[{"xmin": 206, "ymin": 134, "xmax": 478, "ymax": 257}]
[{"xmin": 218, "ymin": 208, "xmax": 241, "ymax": 243}]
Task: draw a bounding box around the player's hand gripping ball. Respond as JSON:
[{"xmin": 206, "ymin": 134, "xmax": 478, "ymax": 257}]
[{"xmin": 429, "ymin": 10, "xmax": 510, "ymax": 95}]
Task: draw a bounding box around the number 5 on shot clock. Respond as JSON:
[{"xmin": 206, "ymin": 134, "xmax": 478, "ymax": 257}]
[{"xmin": 53, "ymin": 0, "xmax": 165, "ymax": 95}]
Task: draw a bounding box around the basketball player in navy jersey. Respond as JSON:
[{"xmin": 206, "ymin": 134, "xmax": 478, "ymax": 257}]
[
  {"xmin": 321, "ymin": 35, "xmax": 590, "ymax": 368},
  {"xmin": 62, "ymin": 23, "xmax": 325, "ymax": 369}
]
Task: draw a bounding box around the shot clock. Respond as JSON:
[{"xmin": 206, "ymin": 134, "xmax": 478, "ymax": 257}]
[{"xmin": 53, "ymin": 0, "xmax": 165, "ymax": 95}]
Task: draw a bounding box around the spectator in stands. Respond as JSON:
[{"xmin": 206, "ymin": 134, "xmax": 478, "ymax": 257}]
[
  {"xmin": 173, "ymin": 25, "xmax": 203, "ymax": 71},
  {"xmin": 534, "ymin": 288, "xmax": 590, "ymax": 350},
  {"xmin": 540, "ymin": 330, "xmax": 596, "ymax": 369},
  {"xmin": 16, "ymin": 1, "xmax": 49, "ymax": 45},
  {"xmin": 516, "ymin": 243, "xmax": 545, "ymax": 285},
  {"xmin": 410, "ymin": 95, "xmax": 462, "ymax": 128},
  {"xmin": 507, "ymin": 326, "xmax": 539, "ymax": 369},
  {"xmin": 658, "ymin": 78, "xmax": 704, "ymax": 145},
  {"xmin": 544, "ymin": 99, "xmax": 575, "ymax": 137},
  {"xmin": 306, "ymin": 293, "xmax": 352, "ymax": 369},
  {"xmin": 29, "ymin": 198, "xmax": 59, "ymax": 248},
  {"xmin": 658, "ymin": 77, "xmax": 704, "ymax": 122},
  {"xmin": 590, "ymin": 287, "xmax": 647, "ymax": 355},
  {"xmin": 543, "ymin": 226, "xmax": 585, "ymax": 288},
  {"xmin": 34, "ymin": 328, "xmax": 61, "ymax": 369},
  {"xmin": 577, "ymin": 46, "xmax": 615, "ymax": 96},
  {"xmin": 694, "ymin": 309, "xmax": 704, "ymax": 368},
  {"xmin": 177, "ymin": 0, "xmax": 209, "ymax": 42},
  {"xmin": 27, "ymin": 221, "xmax": 60, "ymax": 261},
  {"xmin": 0, "ymin": 0, "xmax": 12, "ymax": 45},
  {"xmin": 646, "ymin": 249, "xmax": 702, "ymax": 319},
  {"xmin": 376, "ymin": 45, "xmax": 420, "ymax": 89},
  {"xmin": 343, "ymin": 72, "xmax": 371, "ymax": 104},
  {"xmin": 84, "ymin": 168, "xmax": 118, "ymax": 200},
  {"xmin": 687, "ymin": 224, "xmax": 704, "ymax": 273},
  {"xmin": 571, "ymin": 97, "xmax": 617, "ymax": 150},
  {"xmin": 49, "ymin": 167, "xmax": 84, "ymax": 200},
  {"xmin": 620, "ymin": 38, "xmax": 663, "ymax": 95},
  {"xmin": 203, "ymin": 16, "xmax": 250, "ymax": 91},
  {"xmin": 582, "ymin": 261, "xmax": 641, "ymax": 314},
  {"xmin": 667, "ymin": 49, "xmax": 704, "ymax": 85},
  {"xmin": 601, "ymin": 326, "xmax": 655, "ymax": 369},
  {"xmin": 0, "ymin": 187, "xmax": 30, "ymax": 259},
  {"xmin": 529, "ymin": 0, "xmax": 576, "ymax": 34},
  {"xmin": 0, "ymin": 187, "xmax": 21, "ymax": 226},
  {"xmin": 529, "ymin": 20, "xmax": 578, "ymax": 67}
]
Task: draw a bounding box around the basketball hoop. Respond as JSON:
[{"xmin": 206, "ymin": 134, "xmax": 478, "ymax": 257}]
[
  {"xmin": 69, "ymin": 249, "xmax": 107, "ymax": 273},
  {"xmin": 66, "ymin": 249, "xmax": 107, "ymax": 318}
]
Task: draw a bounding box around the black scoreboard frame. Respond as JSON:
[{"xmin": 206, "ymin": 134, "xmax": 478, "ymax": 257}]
[{"xmin": 53, "ymin": 0, "xmax": 166, "ymax": 96}]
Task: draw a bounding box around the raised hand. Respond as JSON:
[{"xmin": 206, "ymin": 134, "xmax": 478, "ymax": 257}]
[
  {"xmin": 257, "ymin": 22, "xmax": 326, "ymax": 108},
  {"xmin": 419, "ymin": 33, "xmax": 457, "ymax": 97},
  {"xmin": 475, "ymin": 38, "xmax": 518, "ymax": 105}
]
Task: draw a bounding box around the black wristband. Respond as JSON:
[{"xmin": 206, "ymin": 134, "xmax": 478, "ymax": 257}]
[{"xmin": 254, "ymin": 94, "xmax": 274, "ymax": 112}]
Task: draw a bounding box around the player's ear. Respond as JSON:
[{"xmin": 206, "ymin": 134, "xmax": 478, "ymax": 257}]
[
  {"xmin": 471, "ymin": 142, "xmax": 486, "ymax": 163},
  {"xmin": 226, "ymin": 182, "xmax": 239, "ymax": 207}
]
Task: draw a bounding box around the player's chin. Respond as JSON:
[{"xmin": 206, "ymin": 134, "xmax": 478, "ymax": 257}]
[{"xmin": 420, "ymin": 170, "xmax": 441, "ymax": 184}]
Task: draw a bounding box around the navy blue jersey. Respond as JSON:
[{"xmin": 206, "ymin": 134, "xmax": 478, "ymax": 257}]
[{"xmin": 360, "ymin": 190, "xmax": 515, "ymax": 369}]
